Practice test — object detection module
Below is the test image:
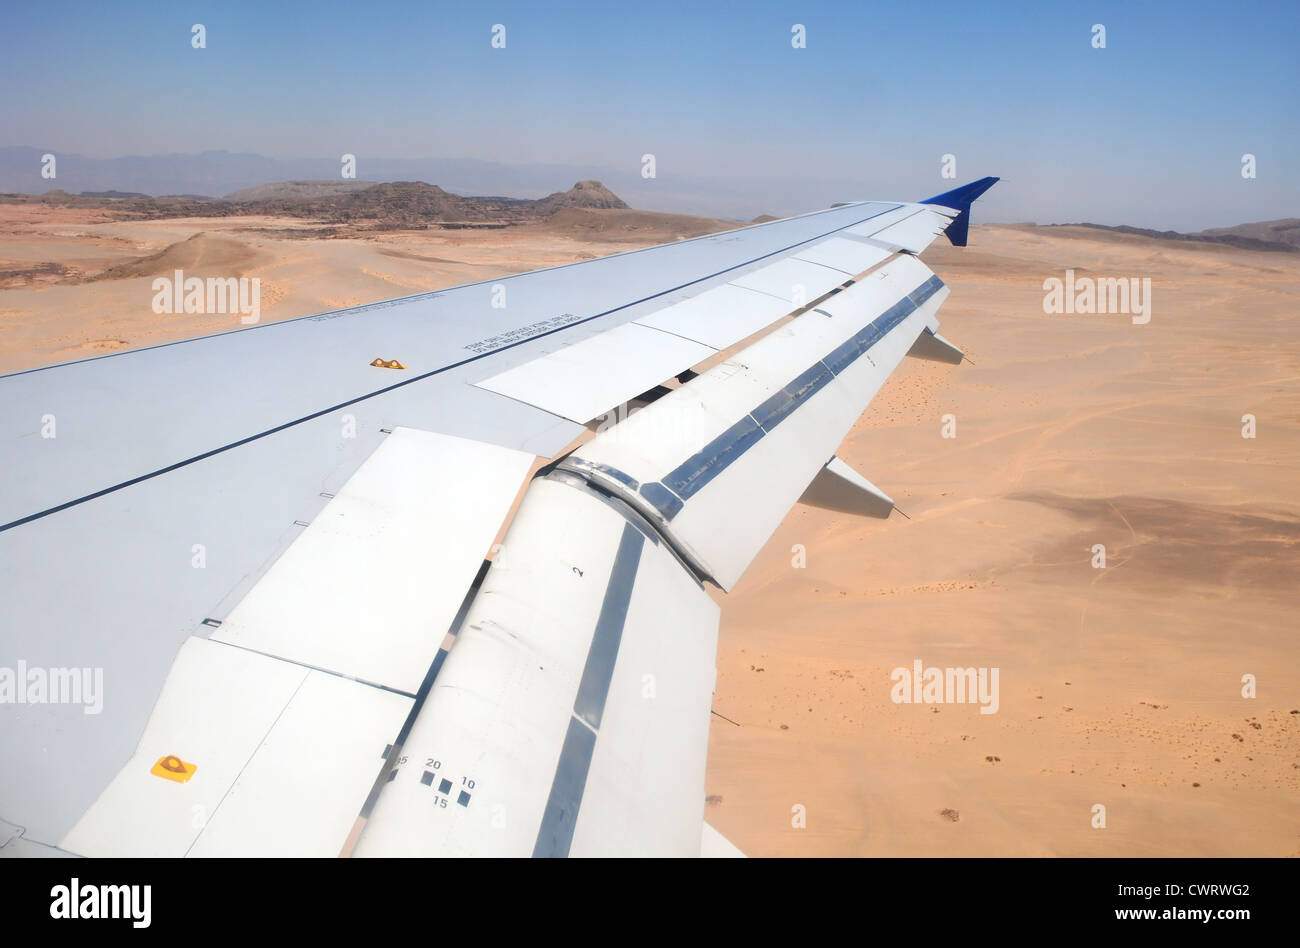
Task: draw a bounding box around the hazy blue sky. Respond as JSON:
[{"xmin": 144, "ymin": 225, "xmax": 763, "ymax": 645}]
[{"xmin": 2, "ymin": 0, "xmax": 1297, "ymax": 228}]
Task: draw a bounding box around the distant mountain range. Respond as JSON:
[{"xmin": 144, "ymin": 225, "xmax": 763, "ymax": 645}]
[
  {"xmin": 0, "ymin": 146, "xmax": 758, "ymax": 216},
  {"xmin": 3, "ymin": 147, "xmax": 1293, "ymax": 245},
  {"xmin": 1044, "ymin": 221, "xmax": 1300, "ymax": 254},
  {"xmin": 2, "ymin": 178, "xmax": 632, "ymax": 228},
  {"xmin": 0, "ymin": 146, "xmax": 615, "ymax": 198},
  {"xmin": 1198, "ymin": 219, "xmax": 1300, "ymax": 251},
  {"xmin": 221, "ymin": 179, "xmax": 380, "ymax": 202}
]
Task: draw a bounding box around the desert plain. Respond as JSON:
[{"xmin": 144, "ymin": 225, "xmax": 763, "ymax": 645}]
[{"xmin": 1, "ymin": 198, "xmax": 1296, "ymax": 856}]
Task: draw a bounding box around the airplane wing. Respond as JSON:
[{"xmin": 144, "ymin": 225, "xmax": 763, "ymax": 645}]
[{"xmin": 0, "ymin": 177, "xmax": 997, "ymax": 858}]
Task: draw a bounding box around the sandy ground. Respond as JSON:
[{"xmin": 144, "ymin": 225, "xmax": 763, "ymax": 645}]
[
  {"xmin": 707, "ymin": 226, "xmax": 1300, "ymax": 857},
  {"xmin": 1, "ymin": 208, "xmax": 1296, "ymax": 856}
]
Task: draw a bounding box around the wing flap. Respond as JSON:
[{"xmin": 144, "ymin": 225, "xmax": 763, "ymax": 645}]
[
  {"xmin": 210, "ymin": 427, "xmax": 535, "ymax": 694},
  {"xmin": 842, "ymin": 204, "xmax": 923, "ymax": 239},
  {"xmin": 61, "ymin": 638, "xmax": 411, "ymax": 857},
  {"xmin": 793, "ymin": 235, "xmax": 893, "ymax": 276},
  {"xmin": 353, "ymin": 477, "xmax": 721, "ymax": 857},
  {"xmin": 473, "ymin": 322, "xmax": 715, "ymax": 424},
  {"xmin": 868, "ymin": 208, "xmax": 954, "ymax": 254},
  {"xmin": 727, "ymin": 257, "xmax": 849, "ymax": 303},
  {"xmin": 563, "ymin": 511, "xmax": 720, "ymax": 857},
  {"xmin": 562, "ymin": 255, "xmax": 949, "ymax": 589},
  {"xmin": 633, "ymin": 283, "xmax": 792, "ymax": 350}
]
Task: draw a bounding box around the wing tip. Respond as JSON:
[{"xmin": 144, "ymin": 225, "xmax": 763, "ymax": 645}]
[{"xmin": 919, "ymin": 176, "xmax": 1000, "ymax": 247}]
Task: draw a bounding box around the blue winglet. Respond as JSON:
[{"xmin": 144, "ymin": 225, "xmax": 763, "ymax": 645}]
[{"xmin": 920, "ymin": 176, "xmax": 999, "ymax": 247}]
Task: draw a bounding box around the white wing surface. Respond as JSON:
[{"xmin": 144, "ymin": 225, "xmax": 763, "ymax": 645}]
[{"xmin": 0, "ymin": 178, "xmax": 997, "ymax": 856}]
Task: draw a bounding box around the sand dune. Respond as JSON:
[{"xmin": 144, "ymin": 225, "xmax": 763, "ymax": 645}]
[{"xmin": 92, "ymin": 232, "xmax": 265, "ymax": 281}]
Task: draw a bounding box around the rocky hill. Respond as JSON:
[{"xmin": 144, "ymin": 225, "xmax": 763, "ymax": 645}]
[
  {"xmin": 0, "ymin": 180, "xmax": 635, "ymax": 229},
  {"xmin": 1198, "ymin": 218, "xmax": 1300, "ymax": 251},
  {"xmin": 1044, "ymin": 221, "xmax": 1298, "ymax": 253},
  {"xmin": 531, "ymin": 179, "xmax": 628, "ymax": 214},
  {"xmin": 223, "ymin": 179, "xmax": 378, "ymax": 202}
]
